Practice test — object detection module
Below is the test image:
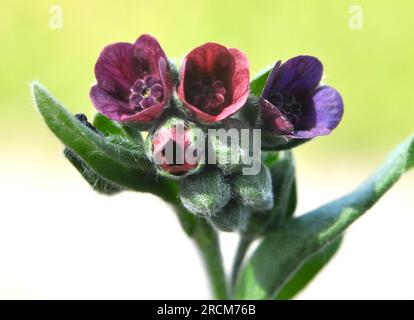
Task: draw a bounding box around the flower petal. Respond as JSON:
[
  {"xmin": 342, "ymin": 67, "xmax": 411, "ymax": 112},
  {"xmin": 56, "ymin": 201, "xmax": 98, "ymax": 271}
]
[
  {"xmin": 94, "ymin": 42, "xmax": 138, "ymax": 97},
  {"xmin": 133, "ymin": 35, "xmax": 169, "ymax": 76},
  {"xmin": 262, "ymin": 56, "xmax": 323, "ymax": 99},
  {"xmin": 225, "ymin": 47, "xmax": 250, "ymax": 114},
  {"xmin": 90, "ymin": 85, "xmax": 134, "ymax": 121},
  {"xmin": 181, "ymin": 42, "xmax": 232, "ymax": 76},
  {"xmin": 90, "ymin": 85, "xmax": 164, "ymax": 123},
  {"xmin": 260, "ymin": 98, "xmax": 294, "ymax": 134},
  {"xmin": 261, "ymin": 60, "xmax": 282, "ymax": 97},
  {"xmin": 133, "ymin": 34, "xmax": 173, "ymax": 105},
  {"xmin": 290, "ymin": 86, "xmax": 344, "ymax": 139}
]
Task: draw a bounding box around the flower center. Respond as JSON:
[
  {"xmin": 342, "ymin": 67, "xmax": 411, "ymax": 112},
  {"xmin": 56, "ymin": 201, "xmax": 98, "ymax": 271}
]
[
  {"xmin": 129, "ymin": 75, "xmax": 164, "ymax": 111},
  {"xmin": 189, "ymin": 78, "xmax": 227, "ymax": 114},
  {"xmin": 270, "ymin": 93, "xmax": 302, "ymax": 125}
]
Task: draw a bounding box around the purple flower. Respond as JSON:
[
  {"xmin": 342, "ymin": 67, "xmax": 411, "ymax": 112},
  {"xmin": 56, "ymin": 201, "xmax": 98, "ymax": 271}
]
[
  {"xmin": 90, "ymin": 35, "xmax": 173, "ymax": 123},
  {"xmin": 260, "ymin": 56, "xmax": 344, "ymax": 140}
]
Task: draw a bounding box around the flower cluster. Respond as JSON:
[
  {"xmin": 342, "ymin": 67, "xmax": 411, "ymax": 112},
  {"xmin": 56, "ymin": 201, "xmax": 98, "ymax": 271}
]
[{"xmin": 89, "ymin": 34, "xmax": 343, "ymax": 220}]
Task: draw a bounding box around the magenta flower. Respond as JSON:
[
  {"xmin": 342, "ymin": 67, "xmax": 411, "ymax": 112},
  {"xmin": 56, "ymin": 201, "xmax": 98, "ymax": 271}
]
[
  {"xmin": 178, "ymin": 43, "xmax": 250, "ymax": 123},
  {"xmin": 90, "ymin": 35, "xmax": 173, "ymax": 123},
  {"xmin": 260, "ymin": 56, "xmax": 343, "ymax": 139}
]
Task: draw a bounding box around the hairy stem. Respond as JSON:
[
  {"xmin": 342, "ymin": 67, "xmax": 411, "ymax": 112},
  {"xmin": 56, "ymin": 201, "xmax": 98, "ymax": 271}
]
[
  {"xmin": 231, "ymin": 236, "xmax": 253, "ymax": 292},
  {"xmin": 193, "ymin": 219, "xmax": 229, "ymax": 300}
]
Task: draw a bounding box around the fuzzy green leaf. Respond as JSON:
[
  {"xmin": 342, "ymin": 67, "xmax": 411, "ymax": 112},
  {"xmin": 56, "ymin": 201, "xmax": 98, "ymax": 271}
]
[
  {"xmin": 31, "ymin": 82, "xmax": 162, "ymax": 193},
  {"xmin": 31, "ymin": 82, "xmax": 203, "ymax": 241},
  {"xmin": 64, "ymin": 148, "xmax": 122, "ymax": 195},
  {"xmin": 235, "ymin": 134, "xmax": 414, "ymax": 299},
  {"xmin": 275, "ymin": 237, "xmax": 342, "ymax": 300}
]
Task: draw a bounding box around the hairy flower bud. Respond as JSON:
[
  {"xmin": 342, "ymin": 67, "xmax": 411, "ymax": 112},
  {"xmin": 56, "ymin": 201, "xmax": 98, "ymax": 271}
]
[
  {"xmin": 208, "ymin": 201, "xmax": 249, "ymax": 232},
  {"xmin": 231, "ymin": 164, "xmax": 273, "ymax": 211},
  {"xmin": 240, "ymin": 151, "xmax": 297, "ymax": 237},
  {"xmin": 207, "ymin": 119, "xmax": 262, "ymax": 176},
  {"xmin": 179, "ymin": 167, "xmax": 231, "ymax": 216},
  {"xmin": 146, "ymin": 117, "xmax": 205, "ymax": 178}
]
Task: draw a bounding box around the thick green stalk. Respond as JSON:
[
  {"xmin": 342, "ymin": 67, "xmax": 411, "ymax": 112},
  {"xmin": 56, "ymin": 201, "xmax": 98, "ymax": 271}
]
[
  {"xmin": 230, "ymin": 236, "xmax": 253, "ymax": 292},
  {"xmin": 192, "ymin": 219, "xmax": 229, "ymax": 300}
]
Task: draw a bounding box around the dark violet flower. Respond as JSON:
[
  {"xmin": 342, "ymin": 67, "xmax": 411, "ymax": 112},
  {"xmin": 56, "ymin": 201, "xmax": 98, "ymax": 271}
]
[
  {"xmin": 147, "ymin": 118, "xmax": 203, "ymax": 177},
  {"xmin": 178, "ymin": 42, "xmax": 250, "ymax": 123},
  {"xmin": 260, "ymin": 56, "xmax": 344, "ymax": 140},
  {"xmin": 90, "ymin": 35, "xmax": 173, "ymax": 123}
]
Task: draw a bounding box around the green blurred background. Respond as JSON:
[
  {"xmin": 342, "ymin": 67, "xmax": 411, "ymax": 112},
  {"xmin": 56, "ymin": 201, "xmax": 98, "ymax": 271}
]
[{"xmin": 1, "ymin": 0, "xmax": 413, "ymax": 163}]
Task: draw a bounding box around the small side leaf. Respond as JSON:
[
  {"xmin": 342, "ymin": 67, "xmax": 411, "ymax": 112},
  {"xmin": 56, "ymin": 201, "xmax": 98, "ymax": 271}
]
[
  {"xmin": 249, "ymin": 66, "xmax": 272, "ymax": 96},
  {"xmin": 93, "ymin": 113, "xmax": 144, "ymax": 145},
  {"xmin": 236, "ymin": 134, "xmax": 414, "ymax": 299},
  {"xmin": 32, "ymin": 82, "xmax": 149, "ymax": 170}
]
